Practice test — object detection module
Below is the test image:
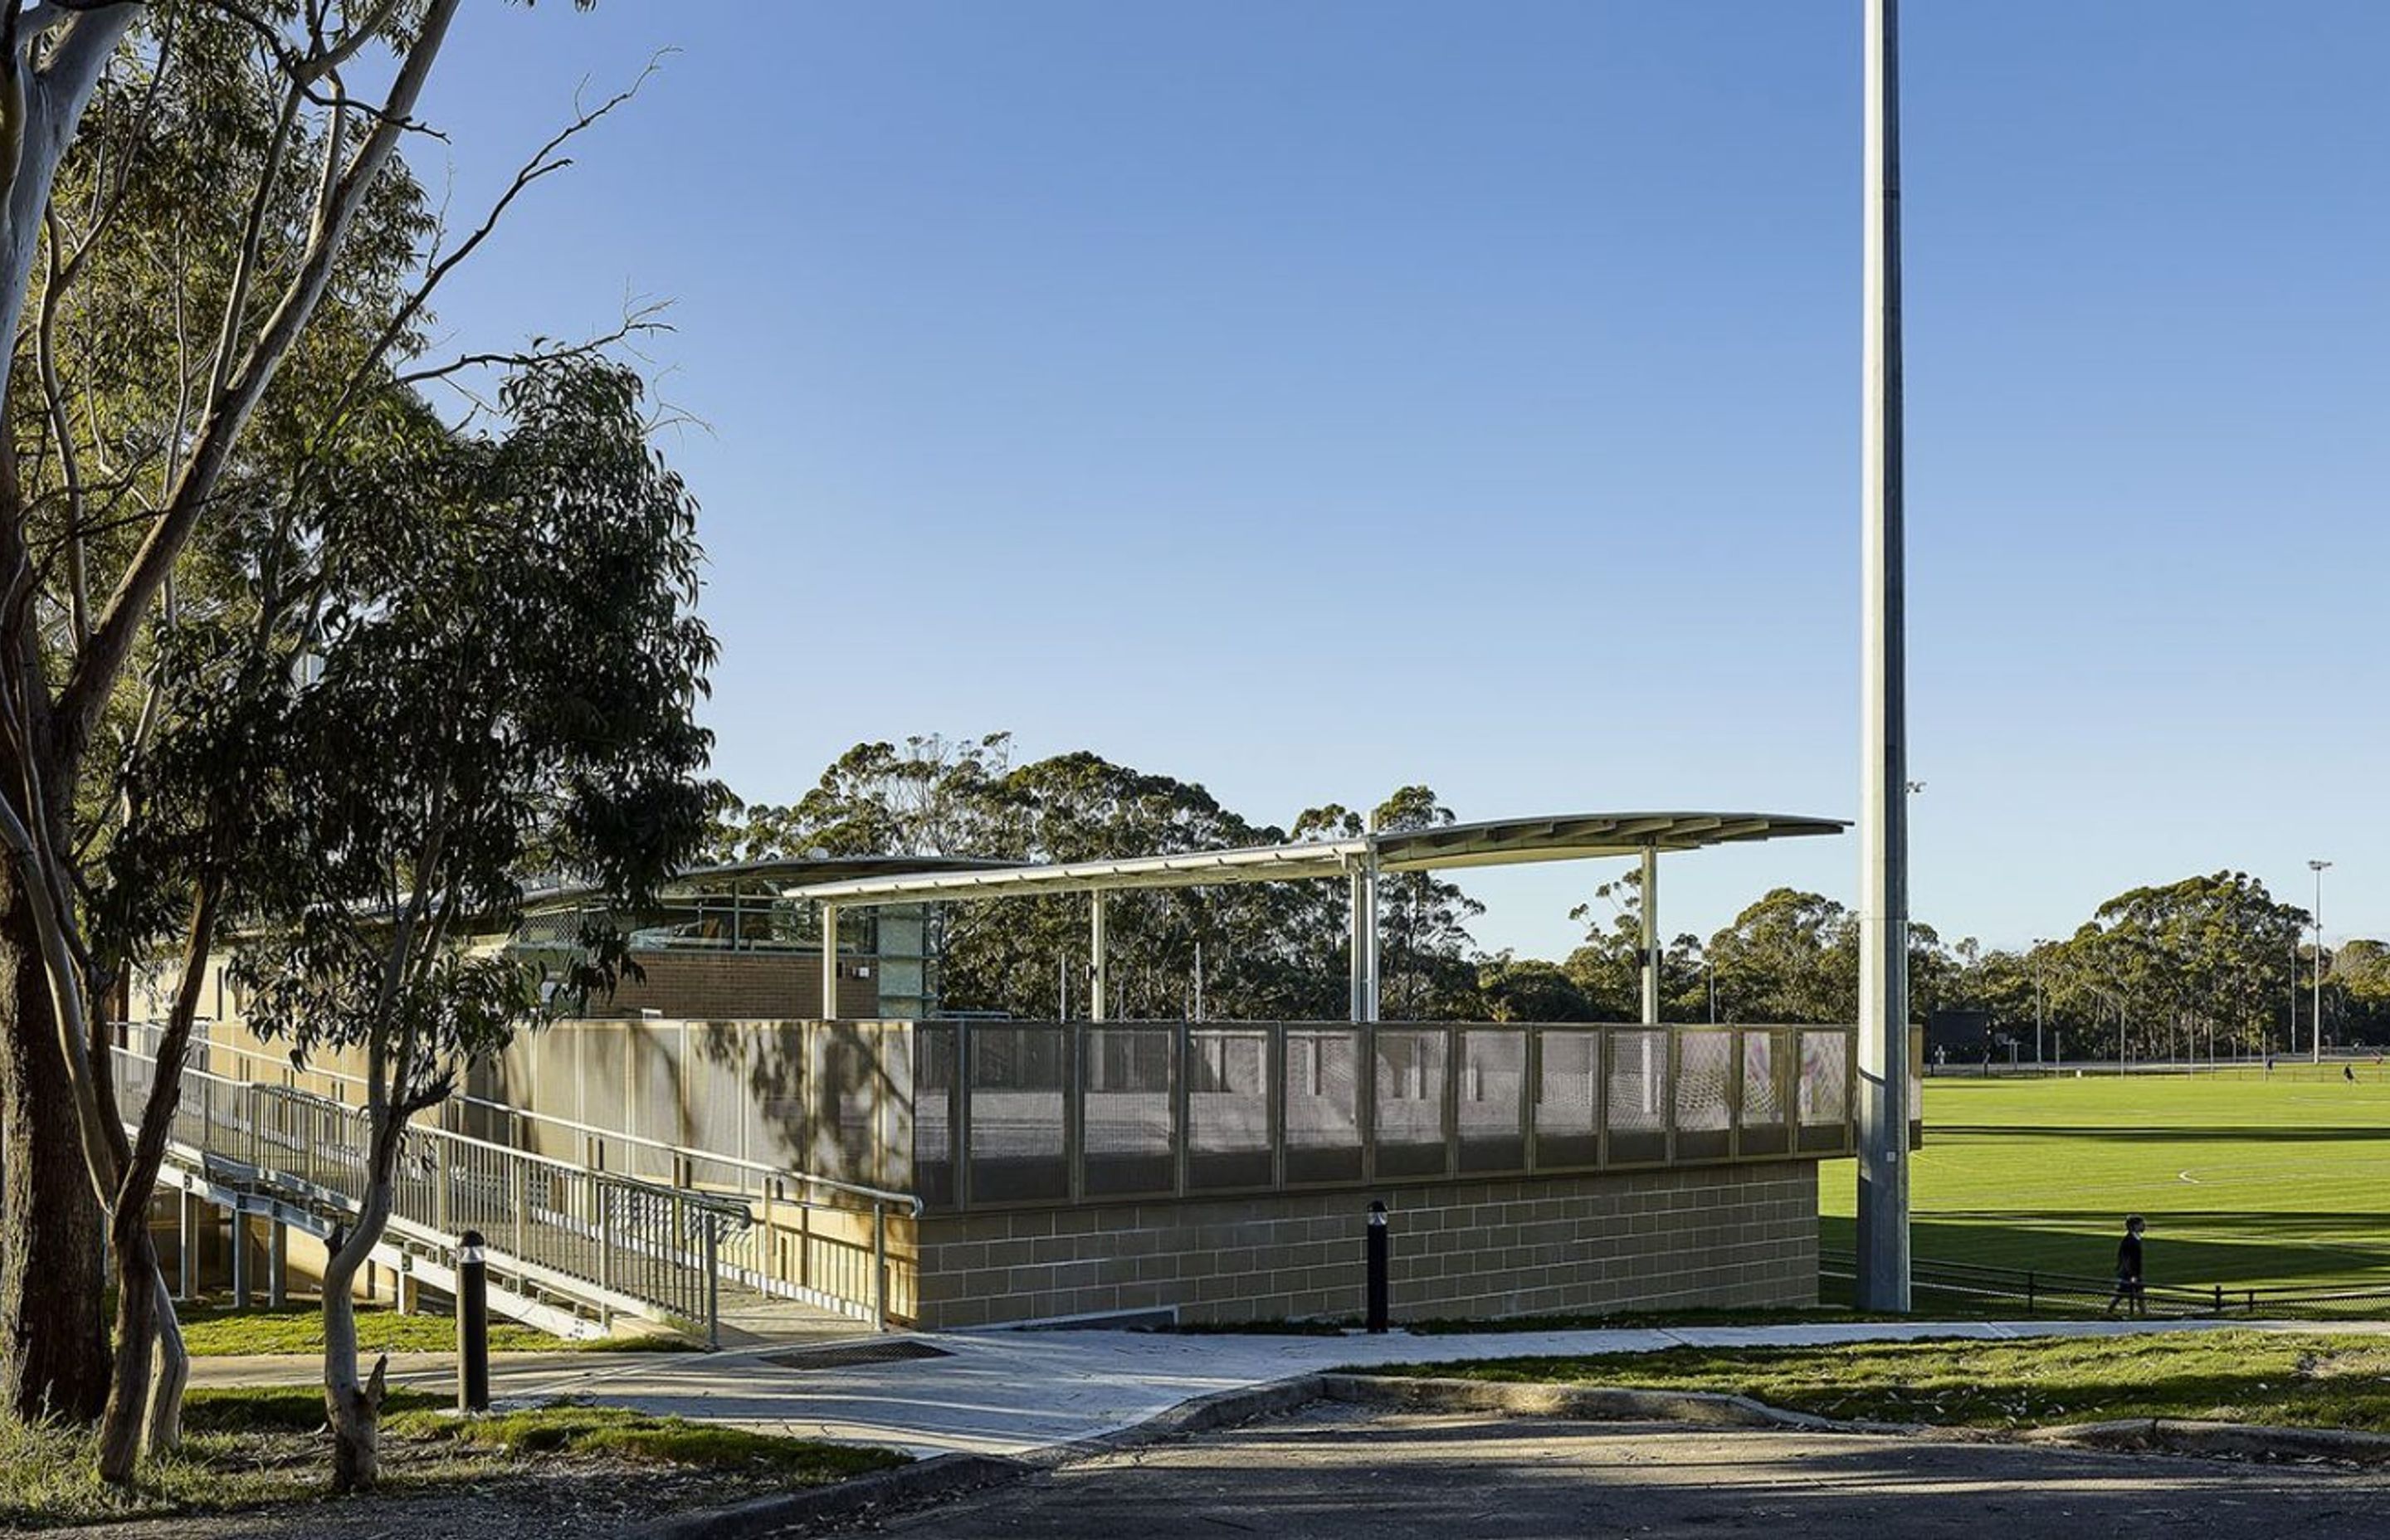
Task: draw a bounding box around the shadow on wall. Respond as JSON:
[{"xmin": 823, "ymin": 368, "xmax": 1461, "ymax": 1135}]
[{"xmin": 476, "ymin": 1016, "xmax": 906, "ymax": 1192}]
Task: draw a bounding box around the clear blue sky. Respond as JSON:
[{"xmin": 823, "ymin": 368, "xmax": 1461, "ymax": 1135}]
[{"xmin": 411, "ymin": 2, "xmax": 2387, "ymax": 962}]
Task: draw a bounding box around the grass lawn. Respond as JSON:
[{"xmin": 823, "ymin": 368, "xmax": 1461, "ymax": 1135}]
[
  {"xmin": 1819, "ymin": 1067, "xmax": 2390, "ymax": 1291},
  {"xmin": 1362, "ymin": 1330, "xmax": 2390, "ymax": 1433},
  {"xmin": 177, "ymin": 1300, "xmax": 682, "ymax": 1357},
  {"xmin": 0, "ymin": 1386, "xmax": 904, "ymax": 1529}
]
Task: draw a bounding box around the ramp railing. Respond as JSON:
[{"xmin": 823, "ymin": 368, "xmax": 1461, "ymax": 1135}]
[
  {"xmin": 120, "ymin": 1026, "xmax": 923, "ymax": 1329},
  {"xmin": 117, "ymin": 1045, "xmax": 750, "ymax": 1340}
]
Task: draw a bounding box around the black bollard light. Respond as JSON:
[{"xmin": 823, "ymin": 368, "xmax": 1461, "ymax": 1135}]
[
  {"xmin": 456, "ymin": 1229, "xmax": 490, "ymax": 1412},
  {"xmin": 1365, "ymin": 1200, "xmax": 1389, "ymax": 1333}
]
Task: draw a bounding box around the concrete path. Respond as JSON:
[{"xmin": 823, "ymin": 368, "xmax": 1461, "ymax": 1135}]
[{"xmin": 190, "ymin": 1315, "xmax": 2340, "ymax": 1457}]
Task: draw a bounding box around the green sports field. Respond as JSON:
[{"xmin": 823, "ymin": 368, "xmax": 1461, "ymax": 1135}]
[{"xmin": 1817, "ymin": 1063, "xmax": 2390, "ymax": 1291}]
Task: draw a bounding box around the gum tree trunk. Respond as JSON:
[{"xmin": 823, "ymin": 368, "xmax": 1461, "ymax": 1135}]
[
  {"xmin": 94, "ymin": 1224, "xmax": 164, "ymax": 1479},
  {"xmin": 146, "ymin": 1270, "xmax": 187, "ymax": 1453},
  {"xmin": 0, "ymin": 871, "xmax": 108, "ymax": 1425},
  {"xmin": 322, "ymin": 1169, "xmax": 395, "ymax": 1493}
]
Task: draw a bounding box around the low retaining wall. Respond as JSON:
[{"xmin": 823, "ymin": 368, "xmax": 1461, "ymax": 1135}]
[{"xmin": 912, "ymin": 1161, "xmax": 1817, "ymax": 1329}]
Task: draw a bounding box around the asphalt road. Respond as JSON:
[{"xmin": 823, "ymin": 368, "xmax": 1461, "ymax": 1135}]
[{"xmin": 854, "ymin": 1404, "xmax": 2390, "ymax": 1539}]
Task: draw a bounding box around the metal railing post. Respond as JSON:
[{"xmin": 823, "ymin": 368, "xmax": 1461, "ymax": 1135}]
[
  {"xmin": 598, "ymin": 1180, "xmax": 614, "ymax": 1297},
  {"xmin": 873, "ymin": 1202, "xmax": 889, "ymax": 1332},
  {"xmin": 704, "ymin": 1217, "xmax": 720, "ymax": 1351},
  {"xmin": 1441, "ymin": 1024, "xmax": 1461, "ymax": 1180}
]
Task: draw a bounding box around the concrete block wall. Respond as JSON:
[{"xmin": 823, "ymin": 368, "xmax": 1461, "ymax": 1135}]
[{"xmin": 910, "ymin": 1162, "xmax": 1817, "ymax": 1330}]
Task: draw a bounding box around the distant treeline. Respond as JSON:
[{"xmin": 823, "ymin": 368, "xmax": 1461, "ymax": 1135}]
[{"xmin": 713, "ymin": 735, "xmax": 2387, "ymax": 1053}]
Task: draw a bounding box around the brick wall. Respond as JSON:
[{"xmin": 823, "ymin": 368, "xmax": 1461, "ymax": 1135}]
[
  {"xmin": 599, "ymin": 952, "xmax": 878, "ymax": 1021},
  {"xmin": 910, "ymin": 1162, "xmax": 1817, "ymax": 1330}
]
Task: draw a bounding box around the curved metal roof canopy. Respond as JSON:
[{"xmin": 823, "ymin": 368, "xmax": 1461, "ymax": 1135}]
[{"xmin": 780, "ymin": 811, "xmax": 1846, "ymax": 906}]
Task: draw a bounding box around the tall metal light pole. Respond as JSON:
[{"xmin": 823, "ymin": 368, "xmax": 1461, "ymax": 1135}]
[
  {"xmin": 2310, "ymin": 860, "xmax": 2332, "ymax": 1063},
  {"xmin": 1856, "ymin": 0, "xmax": 1911, "ymax": 1313},
  {"xmin": 2032, "ymin": 939, "xmax": 2047, "ymax": 1072}
]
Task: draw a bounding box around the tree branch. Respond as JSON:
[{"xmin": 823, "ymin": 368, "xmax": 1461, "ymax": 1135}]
[{"xmin": 58, "ymin": 0, "xmax": 461, "ymax": 772}]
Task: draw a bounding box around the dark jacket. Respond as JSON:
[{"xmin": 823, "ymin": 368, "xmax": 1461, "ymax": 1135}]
[{"xmin": 2116, "ymin": 1234, "xmax": 2144, "ymax": 1279}]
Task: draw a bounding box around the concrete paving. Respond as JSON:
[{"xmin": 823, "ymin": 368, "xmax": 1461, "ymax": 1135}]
[
  {"xmin": 866, "ymin": 1401, "xmax": 2390, "ymax": 1539},
  {"xmin": 192, "ymin": 1315, "xmax": 2324, "ymax": 1458}
]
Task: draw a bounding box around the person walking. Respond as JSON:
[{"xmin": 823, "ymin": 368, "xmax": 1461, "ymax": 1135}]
[{"xmin": 2105, "ymin": 1215, "xmax": 2148, "ymax": 1318}]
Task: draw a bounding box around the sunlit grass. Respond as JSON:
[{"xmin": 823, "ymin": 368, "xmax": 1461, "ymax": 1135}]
[
  {"xmin": 1366, "ymin": 1330, "xmax": 2390, "ymax": 1431},
  {"xmin": 176, "ymin": 1300, "xmax": 684, "ymax": 1357},
  {"xmin": 1820, "ymin": 1070, "xmax": 2390, "ymax": 1290}
]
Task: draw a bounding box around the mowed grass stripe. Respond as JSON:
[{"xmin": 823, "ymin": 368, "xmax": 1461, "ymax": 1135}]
[{"xmin": 1819, "ymin": 1069, "xmax": 2390, "ymax": 1289}]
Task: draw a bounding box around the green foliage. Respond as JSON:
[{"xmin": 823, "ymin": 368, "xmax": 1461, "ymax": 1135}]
[
  {"xmin": 1361, "ymin": 1331, "xmax": 2390, "ymax": 1433},
  {"xmin": 1474, "ymin": 955, "xmax": 1592, "ymax": 1022},
  {"xmin": 229, "ymin": 359, "xmax": 719, "ymax": 1089}
]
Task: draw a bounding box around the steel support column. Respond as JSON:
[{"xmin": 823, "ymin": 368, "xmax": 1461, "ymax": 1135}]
[
  {"xmin": 1856, "ymin": 0, "xmax": 1913, "ymax": 1312},
  {"xmin": 1640, "ymin": 847, "xmax": 1661, "ymax": 1027},
  {"xmin": 821, "ymin": 902, "xmax": 841, "ymax": 1021},
  {"xmin": 229, "ymin": 1198, "xmax": 251, "ymax": 1311},
  {"xmin": 1349, "ymin": 855, "xmax": 1379, "ymax": 1023},
  {"xmin": 1090, "ymin": 891, "xmax": 1109, "ymax": 1023},
  {"xmin": 177, "ymin": 1182, "xmax": 198, "ymax": 1299}
]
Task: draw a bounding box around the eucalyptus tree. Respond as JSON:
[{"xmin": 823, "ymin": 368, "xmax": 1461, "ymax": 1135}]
[
  {"xmin": 1368, "ymin": 785, "xmax": 1483, "ymax": 1021},
  {"xmin": 224, "ymin": 360, "xmax": 714, "ymax": 1492},
  {"xmin": 1564, "ymin": 872, "xmax": 1707, "ymax": 1021},
  {"xmin": 0, "ymin": 0, "xmax": 639, "ymax": 1429}
]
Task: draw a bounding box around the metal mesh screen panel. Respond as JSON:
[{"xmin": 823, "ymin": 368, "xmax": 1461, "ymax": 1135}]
[
  {"xmin": 524, "ymin": 1027, "xmax": 584, "ymax": 1162},
  {"xmin": 911, "ymin": 1023, "xmax": 958, "ymax": 1206},
  {"xmin": 1373, "ymin": 1029, "xmax": 1449, "ymax": 1179},
  {"xmin": 1798, "ymin": 1029, "xmax": 1851, "ymax": 1153},
  {"xmin": 966, "ymin": 1024, "xmax": 1069, "ymax": 1202},
  {"xmin": 1457, "ymin": 1030, "xmax": 1526, "ymax": 1173},
  {"xmin": 1607, "ymin": 1029, "xmax": 1668, "ymax": 1164},
  {"xmin": 1082, "ymin": 1026, "xmax": 1175, "ymax": 1196},
  {"xmin": 1674, "ymin": 1030, "xmax": 1734, "ymax": 1161},
  {"xmin": 579, "ymin": 1025, "xmax": 627, "ymax": 1145},
  {"xmin": 1737, "ymin": 1029, "xmax": 1791, "ymax": 1156},
  {"xmin": 1534, "ymin": 1029, "xmax": 1602, "ymax": 1169},
  {"xmin": 1188, "ymin": 1027, "xmax": 1271, "ymax": 1190},
  {"xmin": 815, "ymin": 1021, "xmax": 886, "ymax": 1188},
  {"xmin": 744, "ymin": 1022, "xmax": 809, "ymax": 1172},
  {"xmin": 621, "ymin": 1021, "xmax": 681, "ymax": 1181},
  {"xmin": 679, "ymin": 1022, "xmax": 754, "ymax": 1170},
  {"xmin": 1284, "ymin": 1026, "xmax": 1363, "ymax": 1184},
  {"xmin": 879, "ymin": 1025, "xmax": 916, "ymax": 1193}
]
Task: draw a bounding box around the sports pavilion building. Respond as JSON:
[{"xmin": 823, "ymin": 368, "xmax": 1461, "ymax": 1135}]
[{"xmin": 154, "ymin": 811, "xmax": 1918, "ymax": 1332}]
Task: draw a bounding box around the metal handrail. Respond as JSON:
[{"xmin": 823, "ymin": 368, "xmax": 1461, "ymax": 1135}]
[
  {"xmin": 115, "ymin": 1032, "xmax": 915, "ymax": 1329},
  {"xmin": 120, "ymin": 1023, "xmax": 922, "ymax": 1216},
  {"xmin": 115, "ymin": 1045, "xmax": 747, "ymax": 1338}
]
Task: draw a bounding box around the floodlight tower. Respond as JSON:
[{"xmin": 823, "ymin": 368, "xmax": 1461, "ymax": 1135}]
[
  {"xmin": 1855, "ymin": 0, "xmax": 1911, "ymax": 1313},
  {"xmin": 2310, "ymin": 860, "xmax": 2332, "ymax": 1063}
]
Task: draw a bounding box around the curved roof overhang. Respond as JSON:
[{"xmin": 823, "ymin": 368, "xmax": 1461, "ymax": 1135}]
[{"xmin": 780, "ymin": 812, "xmax": 1846, "ymax": 908}]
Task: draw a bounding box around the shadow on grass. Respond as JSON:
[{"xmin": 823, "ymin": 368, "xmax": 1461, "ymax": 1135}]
[{"xmin": 1820, "ymin": 1212, "xmax": 2390, "ymax": 1289}]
